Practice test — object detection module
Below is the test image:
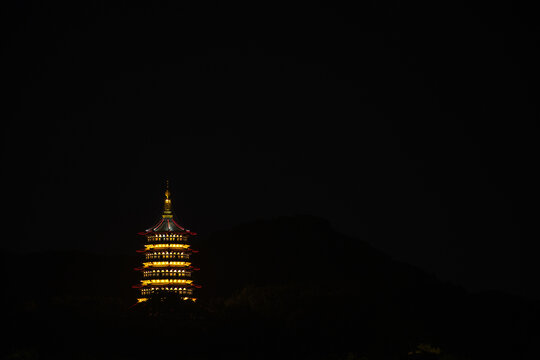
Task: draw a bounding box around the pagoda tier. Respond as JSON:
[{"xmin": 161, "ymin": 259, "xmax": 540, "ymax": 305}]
[
  {"xmin": 141, "ymin": 276, "xmax": 193, "ymax": 282},
  {"xmin": 135, "ymin": 183, "xmax": 200, "ymax": 303},
  {"xmin": 134, "ymin": 264, "xmax": 200, "ymax": 271},
  {"xmin": 142, "ymin": 261, "xmax": 192, "ymax": 268},
  {"xmin": 137, "ymin": 245, "xmax": 198, "ymax": 253},
  {"xmin": 142, "ymin": 251, "xmax": 193, "ymax": 261},
  {"xmin": 140, "ymin": 243, "xmax": 194, "ymax": 249},
  {"xmin": 134, "ymin": 282, "xmax": 202, "ymax": 289},
  {"xmin": 140, "ymin": 287, "xmax": 195, "ymax": 298}
]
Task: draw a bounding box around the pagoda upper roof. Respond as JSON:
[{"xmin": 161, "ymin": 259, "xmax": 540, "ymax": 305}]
[{"xmin": 138, "ymin": 217, "xmax": 197, "ymax": 236}]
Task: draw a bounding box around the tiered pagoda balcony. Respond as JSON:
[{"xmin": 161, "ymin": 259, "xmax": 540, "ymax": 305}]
[
  {"xmin": 138, "ymin": 243, "xmax": 194, "ymax": 252},
  {"xmin": 140, "ymin": 287, "xmax": 194, "ymax": 297},
  {"xmin": 142, "ymin": 268, "xmax": 193, "ymax": 278},
  {"xmin": 144, "ymin": 251, "xmax": 191, "ymax": 260},
  {"xmin": 141, "ymin": 278, "xmax": 193, "ymax": 286},
  {"xmin": 142, "ymin": 261, "xmax": 192, "ymax": 268},
  {"xmin": 147, "ymin": 234, "xmax": 188, "ymax": 243}
]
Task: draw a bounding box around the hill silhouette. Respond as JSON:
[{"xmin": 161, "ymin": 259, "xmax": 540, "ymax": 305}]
[
  {"xmin": 197, "ymin": 215, "xmax": 535, "ymax": 359},
  {"xmin": 198, "ymin": 215, "xmax": 440, "ymax": 298},
  {"xmin": 3, "ymin": 215, "xmax": 537, "ymax": 359}
]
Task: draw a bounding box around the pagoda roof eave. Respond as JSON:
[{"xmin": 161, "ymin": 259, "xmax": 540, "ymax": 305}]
[
  {"xmin": 138, "ymin": 217, "xmax": 197, "ymax": 236},
  {"xmin": 138, "ymin": 283, "xmax": 201, "ymax": 289},
  {"xmin": 139, "ymin": 265, "xmax": 199, "ymax": 271},
  {"xmin": 137, "ymin": 248, "xmax": 196, "ymax": 253}
]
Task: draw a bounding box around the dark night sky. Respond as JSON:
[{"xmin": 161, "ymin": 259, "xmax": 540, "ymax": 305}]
[{"xmin": 1, "ymin": 1, "xmax": 538, "ymax": 298}]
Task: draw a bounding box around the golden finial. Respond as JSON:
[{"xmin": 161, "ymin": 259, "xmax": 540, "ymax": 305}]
[
  {"xmin": 163, "ymin": 180, "xmax": 173, "ymax": 218},
  {"xmin": 165, "ymin": 179, "xmax": 170, "ymax": 199}
]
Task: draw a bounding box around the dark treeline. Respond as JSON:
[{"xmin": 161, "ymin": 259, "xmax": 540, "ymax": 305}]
[{"xmin": 3, "ymin": 216, "xmax": 537, "ymax": 359}]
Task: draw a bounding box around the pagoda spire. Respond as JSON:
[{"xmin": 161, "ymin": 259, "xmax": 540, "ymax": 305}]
[{"xmin": 163, "ymin": 180, "xmax": 173, "ymax": 218}]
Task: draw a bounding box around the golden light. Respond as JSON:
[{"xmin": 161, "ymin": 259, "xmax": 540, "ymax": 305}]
[
  {"xmin": 141, "ymin": 279, "xmax": 193, "ymax": 286},
  {"xmin": 142, "ymin": 261, "xmax": 191, "ymax": 268}
]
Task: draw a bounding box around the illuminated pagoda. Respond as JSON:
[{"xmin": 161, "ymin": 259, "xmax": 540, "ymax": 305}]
[{"xmin": 134, "ymin": 183, "xmax": 200, "ymax": 303}]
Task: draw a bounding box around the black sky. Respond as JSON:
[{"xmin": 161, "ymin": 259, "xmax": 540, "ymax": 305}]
[{"xmin": 1, "ymin": 1, "xmax": 538, "ymax": 298}]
